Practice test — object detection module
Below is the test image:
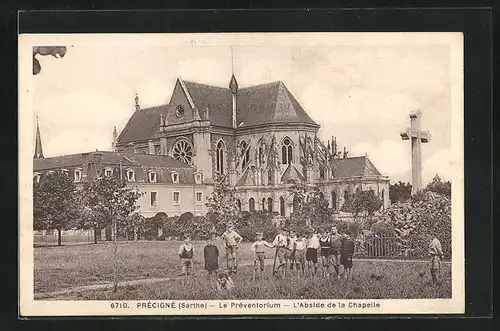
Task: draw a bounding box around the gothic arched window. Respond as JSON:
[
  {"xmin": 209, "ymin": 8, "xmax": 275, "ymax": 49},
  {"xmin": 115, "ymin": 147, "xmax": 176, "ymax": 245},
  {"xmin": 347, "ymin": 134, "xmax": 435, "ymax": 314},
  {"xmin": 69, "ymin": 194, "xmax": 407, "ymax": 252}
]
[
  {"xmin": 267, "ymin": 168, "xmax": 274, "ymax": 185},
  {"xmin": 267, "ymin": 197, "xmax": 273, "ymax": 212},
  {"xmin": 281, "ymin": 137, "xmax": 293, "ymax": 165},
  {"xmin": 216, "ymin": 140, "xmax": 225, "ymax": 175},
  {"xmin": 262, "ymin": 198, "xmax": 266, "ymax": 211},
  {"xmin": 240, "ymin": 140, "xmax": 250, "ymax": 169},
  {"xmin": 293, "ymin": 196, "xmax": 300, "ymax": 213},
  {"xmin": 249, "ymin": 197, "xmax": 255, "ymax": 212},
  {"xmin": 279, "ymin": 197, "xmax": 285, "ymax": 216},
  {"xmin": 236, "ymin": 199, "xmax": 242, "ymax": 211}
]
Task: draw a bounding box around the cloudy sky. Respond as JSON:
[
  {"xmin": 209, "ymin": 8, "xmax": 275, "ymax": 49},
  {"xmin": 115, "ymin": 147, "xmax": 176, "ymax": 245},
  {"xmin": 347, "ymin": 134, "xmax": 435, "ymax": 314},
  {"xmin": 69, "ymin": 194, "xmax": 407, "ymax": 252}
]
[{"xmin": 30, "ymin": 33, "xmax": 458, "ymax": 184}]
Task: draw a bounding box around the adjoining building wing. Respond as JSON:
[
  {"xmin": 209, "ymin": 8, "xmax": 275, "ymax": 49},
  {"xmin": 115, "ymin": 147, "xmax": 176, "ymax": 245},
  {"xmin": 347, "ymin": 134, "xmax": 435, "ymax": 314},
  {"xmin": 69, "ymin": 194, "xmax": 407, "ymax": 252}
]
[{"xmin": 330, "ymin": 156, "xmax": 383, "ymax": 179}]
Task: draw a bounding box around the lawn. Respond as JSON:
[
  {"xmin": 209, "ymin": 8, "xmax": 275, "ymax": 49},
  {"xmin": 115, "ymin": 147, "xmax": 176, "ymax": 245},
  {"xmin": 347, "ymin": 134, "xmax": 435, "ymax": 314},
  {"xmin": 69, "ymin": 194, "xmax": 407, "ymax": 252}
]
[
  {"xmin": 34, "ymin": 240, "xmax": 254, "ymax": 293},
  {"xmin": 34, "ymin": 240, "xmax": 452, "ymax": 299}
]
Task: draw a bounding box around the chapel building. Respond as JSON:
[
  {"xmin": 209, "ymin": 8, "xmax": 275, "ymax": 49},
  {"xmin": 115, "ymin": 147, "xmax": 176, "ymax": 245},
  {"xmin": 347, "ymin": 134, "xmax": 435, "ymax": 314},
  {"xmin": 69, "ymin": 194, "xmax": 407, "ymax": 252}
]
[{"xmin": 114, "ymin": 76, "xmax": 391, "ymax": 218}]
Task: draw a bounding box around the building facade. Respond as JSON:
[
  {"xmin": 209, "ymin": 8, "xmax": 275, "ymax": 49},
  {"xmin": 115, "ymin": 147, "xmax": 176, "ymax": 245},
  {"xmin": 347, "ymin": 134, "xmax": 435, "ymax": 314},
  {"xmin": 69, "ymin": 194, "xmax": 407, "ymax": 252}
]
[
  {"xmin": 114, "ymin": 76, "xmax": 391, "ymax": 219},
  {"xmin": 33, "ymin": 150, "xmax": 211, "ymax": 218}
]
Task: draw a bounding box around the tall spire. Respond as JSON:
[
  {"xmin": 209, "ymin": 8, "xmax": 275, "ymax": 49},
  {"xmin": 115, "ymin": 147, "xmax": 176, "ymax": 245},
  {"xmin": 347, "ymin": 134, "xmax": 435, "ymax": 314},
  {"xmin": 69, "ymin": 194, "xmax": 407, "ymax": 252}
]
[
  {"xmin": 34, "ymin": 114, "xmax": 44, "ymax": 159},
  {"xmin": 229, "ymin": 46, "xmax": 238, "ymax": 129}
]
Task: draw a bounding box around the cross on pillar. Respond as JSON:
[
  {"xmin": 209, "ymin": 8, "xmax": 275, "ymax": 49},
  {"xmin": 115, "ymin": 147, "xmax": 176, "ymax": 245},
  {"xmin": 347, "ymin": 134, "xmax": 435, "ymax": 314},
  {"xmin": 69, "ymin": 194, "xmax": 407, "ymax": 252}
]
[{"xmin": 400, "ymin": 110, "xmax": 430, "ymax": 194}]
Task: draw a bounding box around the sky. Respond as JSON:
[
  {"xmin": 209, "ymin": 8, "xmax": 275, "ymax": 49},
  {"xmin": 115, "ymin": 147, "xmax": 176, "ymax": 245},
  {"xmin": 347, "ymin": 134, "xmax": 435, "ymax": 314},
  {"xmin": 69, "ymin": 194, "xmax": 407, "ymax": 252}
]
[{"xmin": 31, "ymin": 34, "xmax": 456, "ymax": 184}]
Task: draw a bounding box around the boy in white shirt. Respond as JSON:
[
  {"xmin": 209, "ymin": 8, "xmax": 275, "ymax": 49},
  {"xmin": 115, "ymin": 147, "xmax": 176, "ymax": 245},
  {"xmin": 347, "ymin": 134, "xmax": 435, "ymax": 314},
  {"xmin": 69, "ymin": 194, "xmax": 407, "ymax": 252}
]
[
  {"xmin": 305, "ymin": 229, "xmax": 320, "ymax": 276},
  {"xmin": 251, "ymin": 231, "xmax": 274, "ymax": 280},
  {"xmin": 294, "ymin": 232, "xmax": 307, "ymax": 277}
]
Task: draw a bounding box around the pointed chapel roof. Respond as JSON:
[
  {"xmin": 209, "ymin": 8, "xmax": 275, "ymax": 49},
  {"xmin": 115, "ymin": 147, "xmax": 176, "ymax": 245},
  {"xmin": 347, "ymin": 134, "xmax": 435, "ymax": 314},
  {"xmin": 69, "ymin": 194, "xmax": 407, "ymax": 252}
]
[
  {"xmin": 117, "ymin": 78, "xmax": 319, "ymax": 144},
  {"xmin": 330, "ymin": 156, "xmax": 383, "ymax": 178}
]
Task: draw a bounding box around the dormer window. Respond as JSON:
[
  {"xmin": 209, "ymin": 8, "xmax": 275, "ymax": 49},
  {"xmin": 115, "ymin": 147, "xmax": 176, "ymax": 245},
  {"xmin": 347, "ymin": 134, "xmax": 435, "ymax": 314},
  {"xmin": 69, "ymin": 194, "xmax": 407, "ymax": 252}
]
[
  {"xmin": 33, "ymin": 173, "xmax": 41, "ymax": 183},
  {"xmin": 74, "ymin": 168, "xmax": 82, "ymax": 182},
  {"xmin": 194, "ymin": 173, "xmax": 202, "ymax": 184},
  {"xmin": 171, "ymin": 172, "xmax": 179, "ymax": 184},
  {"xmin": 126, "ymin": 169, "xmax": 135, "ymax": 182},
  {"xmin": 148, "ymin": 171, "xmax": 157, "ymax": 183},
  {"xmin": 104, "ymin": 168, "xmax": 113, "ymax": 177}
]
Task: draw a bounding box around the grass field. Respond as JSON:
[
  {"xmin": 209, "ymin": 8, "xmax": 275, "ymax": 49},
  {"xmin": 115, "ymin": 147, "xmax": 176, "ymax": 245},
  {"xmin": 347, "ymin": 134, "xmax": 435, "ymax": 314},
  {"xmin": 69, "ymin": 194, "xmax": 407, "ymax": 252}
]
[{"xmin": 34, "ymin": 241, "xmax": 451, "ymax": 300}]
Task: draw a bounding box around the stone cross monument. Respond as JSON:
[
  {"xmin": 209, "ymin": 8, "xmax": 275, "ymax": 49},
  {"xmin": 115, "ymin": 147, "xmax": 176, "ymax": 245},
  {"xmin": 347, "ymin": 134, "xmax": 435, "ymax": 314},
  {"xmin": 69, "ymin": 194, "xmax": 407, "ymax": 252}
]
[{"xmin": 400, "ymin": 110, "xmax": 430, "ymax": 194}]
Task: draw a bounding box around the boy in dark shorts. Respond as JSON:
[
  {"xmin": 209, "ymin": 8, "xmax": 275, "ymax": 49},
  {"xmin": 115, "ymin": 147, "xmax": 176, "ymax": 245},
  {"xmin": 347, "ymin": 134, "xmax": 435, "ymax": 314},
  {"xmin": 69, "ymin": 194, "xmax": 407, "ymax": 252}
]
[
  {"xmin": 305, "ymin": 228, "xmax": 320, "ymax": 276},
  {"xmin": 204, "ymin": 233, "xmax": 219, "ymax": 276},
  {"xmin": 178, "ymin": 234, "xmax": 194, "ymax": 285},
  {"xmin": 250, "ymin": 231, "xmax": 273, "ymax": 280},
  {"xmin": 329, "ymin": 225, "xmax": 343, "ymax": 278},
  {"xmin": 340, "ymin": 230, "xmax": 355, "ymax": 280},
  {"xmin": 272, "ymin": 228, "xmax": 289, "ymax": 277},
  {"xmin": 319, "ymin": 229, "xmax": 331, "ymax": 278},
  {"xmin": 294, "ymin": 232, "xmax": 307, "ymax": 277},
  {"xmin": 221, "ymin": 223, "xmax": 243, "ymax": 275}
]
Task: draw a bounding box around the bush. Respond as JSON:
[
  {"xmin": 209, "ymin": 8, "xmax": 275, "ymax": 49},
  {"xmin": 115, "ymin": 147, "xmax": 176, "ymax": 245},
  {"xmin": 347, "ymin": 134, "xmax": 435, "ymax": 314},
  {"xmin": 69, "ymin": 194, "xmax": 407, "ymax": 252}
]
[
  {"xmin": 235, "ymin": 211, "xmax": 278, "ymax": 242},
  {"xmin": 370, "ymin": 221, "xmax": 396, "ymax": 237},
  {"xmin": 382, "ymin": 191, "xmax": 451, "ymax": 259}
]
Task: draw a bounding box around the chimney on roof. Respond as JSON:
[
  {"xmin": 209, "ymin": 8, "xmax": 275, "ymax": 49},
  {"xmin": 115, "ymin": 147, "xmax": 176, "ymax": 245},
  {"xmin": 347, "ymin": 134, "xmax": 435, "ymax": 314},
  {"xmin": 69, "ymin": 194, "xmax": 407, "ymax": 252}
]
[
  {"xmin": 229, "ymin": 75, "xmax": 238, "ymax": 129},
  {"xmin": 112, "ymin": 126, "xmax": 118, "ymax": 151},
  {"xmin": 134, "ymin": 93, "xmax": 140, "ymax": 111}
]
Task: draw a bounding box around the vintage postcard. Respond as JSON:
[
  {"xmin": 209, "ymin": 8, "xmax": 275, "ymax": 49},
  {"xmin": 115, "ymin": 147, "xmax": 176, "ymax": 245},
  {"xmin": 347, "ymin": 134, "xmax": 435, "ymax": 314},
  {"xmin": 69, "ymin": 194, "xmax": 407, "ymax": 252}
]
[{"xmin": 19, "ymin": 32, "xmax": 464, "ymax": 316}]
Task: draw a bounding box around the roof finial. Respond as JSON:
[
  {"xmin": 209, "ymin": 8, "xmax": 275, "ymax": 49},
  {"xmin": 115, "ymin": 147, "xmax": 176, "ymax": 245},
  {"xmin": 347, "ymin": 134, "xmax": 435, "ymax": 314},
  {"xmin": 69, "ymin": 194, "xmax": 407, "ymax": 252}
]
[
  {"xmin": 134, "ymin": 92, "xmax": 140, "ymax": 111},
  {"xmin": 231, "ymin": 46, "xmax": 234, "ymax": 76}
]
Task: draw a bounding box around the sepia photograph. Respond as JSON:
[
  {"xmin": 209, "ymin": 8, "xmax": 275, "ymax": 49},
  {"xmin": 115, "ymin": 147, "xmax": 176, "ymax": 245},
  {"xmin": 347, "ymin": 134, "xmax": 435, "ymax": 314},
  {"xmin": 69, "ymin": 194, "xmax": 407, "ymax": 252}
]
[{"xmin": 19, "ymin": 32, "xmax": 464, "ymax": 315}]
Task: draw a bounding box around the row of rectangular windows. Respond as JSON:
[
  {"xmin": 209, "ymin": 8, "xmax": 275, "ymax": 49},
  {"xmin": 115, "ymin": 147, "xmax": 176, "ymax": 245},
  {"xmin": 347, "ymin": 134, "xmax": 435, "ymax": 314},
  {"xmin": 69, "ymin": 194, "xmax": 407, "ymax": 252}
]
[
  {"xmin": 34, "ymin": 169, "xmax": 203, "ymax": 184},
  {"xmin": 149, "ymin": 191, "xmax": 203, "ymax": 207}
]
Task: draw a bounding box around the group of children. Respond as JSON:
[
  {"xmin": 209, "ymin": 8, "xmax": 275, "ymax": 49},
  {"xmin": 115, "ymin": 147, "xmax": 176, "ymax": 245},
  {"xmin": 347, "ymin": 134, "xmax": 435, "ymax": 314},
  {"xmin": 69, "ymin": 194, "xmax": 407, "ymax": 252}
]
[
  {"xmin": 177, "ymin": 223, "xmax": 356, "ymax": 286},
  {"xmin": 261, "ymin": 225, "xmax": 355, "ymax": 280},
  {"xmin": 178, "ymin": 223, "xmax": 445, "ymax": 288}
]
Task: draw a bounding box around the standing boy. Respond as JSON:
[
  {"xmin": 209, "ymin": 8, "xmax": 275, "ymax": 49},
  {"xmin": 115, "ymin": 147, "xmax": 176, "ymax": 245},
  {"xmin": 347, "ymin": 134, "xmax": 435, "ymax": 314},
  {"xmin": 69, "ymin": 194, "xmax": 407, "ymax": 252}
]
[
  {"xmin": 286, "ymin": 230, "xmax": 298, "ymax": 273},
  {"xmin": 204, "ymin": 233, "xmax": 219, "ymax": 276},
  {"xmin": 319, "ymin": 229, "xmax": 331, "ymax": 278},
  {"xmin": 294, "ymin": 232, "xmax": 307, "ymax": 277},
  {"xmin": 340, "ymin": 230, "xmax": 355, "ymax": 280},
  {"xmin": 329, "ymin": 225, "xmax": 343, "ymax": 278},
  {"xmin": 428, "ymin": 235, "xmax": 443, "ymax": 285},
  {"xmin": 178, "ymin": 234, "xmax": 194, "ymax": 285},
  {"xmin": 272, "ymin": 228, "xmax": 289, "ymax": 277},
  {"xmin": 221, "ymin": 223, "xmax": 243, "ymax": 275},
  {"xmin": 305, "ymin": 228, "xmax": 320, "ymax": 276},
  {"xmin": 251, "ymin": 231, "xmax": 274, "ymax": 280}
]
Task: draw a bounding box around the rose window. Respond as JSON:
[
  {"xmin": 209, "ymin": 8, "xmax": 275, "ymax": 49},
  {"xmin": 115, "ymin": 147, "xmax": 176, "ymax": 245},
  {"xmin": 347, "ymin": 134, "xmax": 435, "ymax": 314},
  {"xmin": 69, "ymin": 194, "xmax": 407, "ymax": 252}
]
[{"xmin": 172, "ymin": 139, "xmax": 193, "ymax": 164}]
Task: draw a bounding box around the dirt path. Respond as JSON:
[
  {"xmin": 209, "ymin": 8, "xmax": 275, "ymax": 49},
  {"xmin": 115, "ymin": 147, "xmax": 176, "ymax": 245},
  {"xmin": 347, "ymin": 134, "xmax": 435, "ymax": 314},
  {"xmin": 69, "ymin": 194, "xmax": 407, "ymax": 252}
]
[{"xmin": 34, "ymin": 257, "xmax": 450, "ymax": 300}]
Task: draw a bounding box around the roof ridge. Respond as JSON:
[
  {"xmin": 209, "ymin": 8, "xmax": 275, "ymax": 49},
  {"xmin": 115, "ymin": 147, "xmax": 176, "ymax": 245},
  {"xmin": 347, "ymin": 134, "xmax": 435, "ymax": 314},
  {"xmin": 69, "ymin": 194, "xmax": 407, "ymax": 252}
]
[
  {"xmin": 240, "ymin": 80, "xmax": 282, "ymax": 90},
  {"xmin": 182, "ymin": 79, "xmax": 229, "ymax": 90}
]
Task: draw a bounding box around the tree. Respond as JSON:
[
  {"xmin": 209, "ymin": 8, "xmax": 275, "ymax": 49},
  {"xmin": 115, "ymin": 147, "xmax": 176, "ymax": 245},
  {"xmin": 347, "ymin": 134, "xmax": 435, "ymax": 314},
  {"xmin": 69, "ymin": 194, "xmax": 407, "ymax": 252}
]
[
  {"xmin": 389, "ymin": 181, "xmax": 412, "ymax": 203},
  {"xmin": 206, "ymin": 174, "xmax": 239, "ymax": 231},
  {"xmin": 80, "ymin": 176, "xmax": 142, "ymax": 291},
  {"xmin": 33, "ymin": 171, "xmax": 79, "ymax": 246},
  {"xmin": 341, "ymin": 188, "xmax": 383, "ymax": 236},
  {"xmin": 425, "ymin": 174, "xmax": 451, "ymax": 197},
  {"xmin": 289, "ymin": 181, "xmax": 332, "ymax": 229}
]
